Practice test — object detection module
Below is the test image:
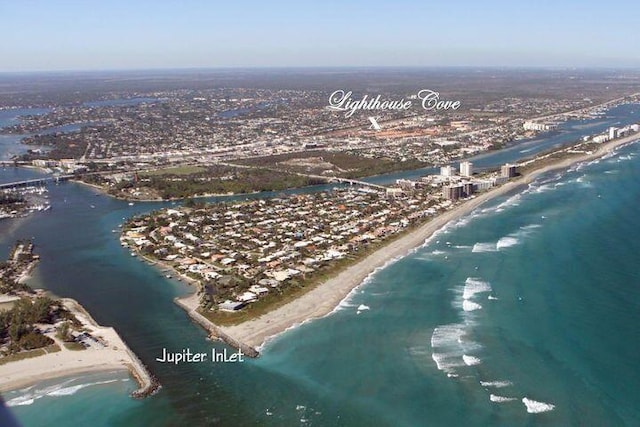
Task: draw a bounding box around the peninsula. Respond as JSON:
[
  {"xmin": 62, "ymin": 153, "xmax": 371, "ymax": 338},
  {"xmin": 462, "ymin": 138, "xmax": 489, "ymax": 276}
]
[
  {"xmin": 217, "ymin": 133, "xmax": 640, "ymax": 349},
  {"xmin": 122, "ymin": 126, "xmax": 640, "ymax": 354},
  {"xmin": 0, "ymin": 242, "xmax": 157, "ymax": 397}
]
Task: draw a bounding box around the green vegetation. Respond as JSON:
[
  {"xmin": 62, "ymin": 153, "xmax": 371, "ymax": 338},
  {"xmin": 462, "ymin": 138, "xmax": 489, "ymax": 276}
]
[
  {"xmin": 21, "ymin": 131, "xmax": 89, "ymax": 160},
  {"xmin": 0, "ymin": 344, "xmax": 60, "ymax": 365},
  {"xmin": 139, "ymin": 165, "xmax": 206, "ymax": 176},
  {"xmin": 63, "ymin": 341, "xmax": 86, "ymax": 351},
  {"xmin": 519, "ymin": 141, "xmax": 600, "ymax": 174},
  {"xmin": 146, "ymin": 168, "xmax": 318, "ymax": 199},
  {"xmin": 102, "ymin": 165, "xmax": 325, "ymax": 199},
  {"xmin": 0, "ymin": 297, "xmax": 57, "ymax": 354},
  {"xmin": 0, "ymin": 240, "xmax": 37, "ymax": 294},
  {"xmin": 56, "ymin": 321, "xmax": 73, "ymax": 342},
  {"xmin": 237, "ymin": 150, "xmax": 427, "ymax": 179},
  {"xmin": 0, "ymin": 241, "xmax": 89, "ymax": 363}
]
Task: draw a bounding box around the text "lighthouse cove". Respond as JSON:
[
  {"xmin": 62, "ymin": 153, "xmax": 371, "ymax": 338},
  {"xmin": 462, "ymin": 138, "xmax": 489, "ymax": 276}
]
[{"xmin": 328, "ymin": 89, "xmax": 461, "ymax": 118}]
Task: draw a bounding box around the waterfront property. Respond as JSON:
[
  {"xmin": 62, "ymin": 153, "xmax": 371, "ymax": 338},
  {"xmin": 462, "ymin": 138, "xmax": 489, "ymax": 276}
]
[{"xmin": 122, "ymin": 187, "xmax": 452, "ymax": 314}]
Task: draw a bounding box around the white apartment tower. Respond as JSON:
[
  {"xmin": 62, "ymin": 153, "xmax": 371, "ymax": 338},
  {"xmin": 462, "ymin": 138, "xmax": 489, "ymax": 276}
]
[
  {"xmin": 440, "ymin": 166, "xmax": 454, "ymax": 177},
  {"xmin": 460, "ymin": 161, "xmax": 473, "ymax": 177}
]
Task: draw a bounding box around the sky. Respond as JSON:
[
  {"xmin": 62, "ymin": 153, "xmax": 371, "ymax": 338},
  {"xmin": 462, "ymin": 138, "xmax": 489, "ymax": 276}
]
[{"xmin": 1, "ymin": 0, "xmax": 639, "ymax": 72}]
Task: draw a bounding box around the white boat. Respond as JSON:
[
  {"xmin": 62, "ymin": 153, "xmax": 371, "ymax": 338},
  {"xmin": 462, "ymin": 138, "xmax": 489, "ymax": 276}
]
[{"xmin": 130, "ymin": 252, "xmax": 136, "ymax": 257}]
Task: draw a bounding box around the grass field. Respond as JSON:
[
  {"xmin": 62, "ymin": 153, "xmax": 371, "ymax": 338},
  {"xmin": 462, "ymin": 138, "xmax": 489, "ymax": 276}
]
[
  {"xmin": 139, "ymin": 166, "xmax": 206, "ymax": 176},
  {"xmin": 0, "ymin": 344, "xmax": 61, "ymax": 365}
]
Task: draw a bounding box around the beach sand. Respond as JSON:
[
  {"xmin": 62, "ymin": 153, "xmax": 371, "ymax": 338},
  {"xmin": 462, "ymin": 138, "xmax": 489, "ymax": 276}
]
[
  {"xmin": 0, "ymin": 298, "xmax": 155, "ymax": 396},
  {"xmin": 183, "ymin": 135, "xmax": 638, "ymax": 351}
]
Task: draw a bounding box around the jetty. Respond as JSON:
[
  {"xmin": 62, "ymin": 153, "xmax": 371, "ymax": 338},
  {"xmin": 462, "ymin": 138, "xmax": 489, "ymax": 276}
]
[{"xmin": 174, "ymin": 293, "xmax": 259, "ymax": 358}]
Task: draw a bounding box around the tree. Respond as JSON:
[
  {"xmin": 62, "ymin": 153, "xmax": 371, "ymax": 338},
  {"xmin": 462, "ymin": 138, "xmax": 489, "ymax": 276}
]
[
  {"xmin": 56, "ymin": 321, "xmax": 73, "ymax": 342},
  {"xmin": 31, "ymin": 297, "xmax": 53, "ymax": 323}
]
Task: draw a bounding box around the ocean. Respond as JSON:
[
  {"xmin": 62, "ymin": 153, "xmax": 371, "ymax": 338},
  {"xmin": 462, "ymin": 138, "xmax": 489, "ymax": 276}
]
[
  {"xmin": 2, "ymin": 109, "xmax": 640, "ymax": 425},
  {"xmin": 253, "ymin": 142, "xmax": 640, "ymax": 426}
]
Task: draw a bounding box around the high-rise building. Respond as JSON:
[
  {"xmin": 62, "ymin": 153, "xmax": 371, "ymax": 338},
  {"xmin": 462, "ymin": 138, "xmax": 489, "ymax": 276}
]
[
  {"xmin": 609, "ymin": 127, "xmax": 618, "ymax": 140},
  {"xmin": 501, "ymin": 164, "xmax": 517, "ymax": 178},
  {"xmin": 460, "ymin": 161, "xmax": 473, "ymax": 177},
  {"xmin": 462, "ymin": 182, "xmax": 474, "ymax": 197},
  {"xmin": 440, "ymin": 166, "xmax": 454, "ymax": 177},
  {"xmin": 442, "ymin": 184, "xmax": 463, "ymax": 200}
]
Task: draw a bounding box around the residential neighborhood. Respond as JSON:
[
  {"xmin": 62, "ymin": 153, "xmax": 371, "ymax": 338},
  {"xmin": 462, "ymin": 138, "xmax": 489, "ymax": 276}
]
[{"xmin": 121, "ymin": 186, "xmax": 454, "ymax": 313}]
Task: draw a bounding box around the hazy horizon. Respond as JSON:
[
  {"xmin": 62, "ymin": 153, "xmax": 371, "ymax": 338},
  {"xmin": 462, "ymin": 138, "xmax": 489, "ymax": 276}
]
[
  {"xmin": 2, "ymin": 0, "xmax": 639, "ymax": 72},
  {"xmin": 1, "ymin": 65, "xmax": 640, "ymax": 76}
]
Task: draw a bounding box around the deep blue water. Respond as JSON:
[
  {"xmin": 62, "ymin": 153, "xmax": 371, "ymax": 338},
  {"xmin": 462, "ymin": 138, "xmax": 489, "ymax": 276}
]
[{"xmin": 1, "ymin": 107, "xmax": 640, "ymax": 426}]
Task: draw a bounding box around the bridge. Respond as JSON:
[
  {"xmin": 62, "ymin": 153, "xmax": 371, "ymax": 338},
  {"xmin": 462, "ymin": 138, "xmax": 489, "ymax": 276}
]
[
  {"xmin": 325, "ymin": 176, "xmax": 388, "ymax": 190},
  {"xmin": 0, "ymin": 175, "xmax": 73, "ymax": 190},
  {"xmin": 0, "ymin": 160, "xmax": 29, "ymax": 166}
]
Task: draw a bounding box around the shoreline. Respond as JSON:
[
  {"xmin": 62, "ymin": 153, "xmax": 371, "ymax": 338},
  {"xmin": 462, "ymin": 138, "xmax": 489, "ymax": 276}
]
[
  {"xmin": 176, "ymin": 133, "xmax": 639, "ymax": 353},
  {"xmin": 70, "ymin": 178, "xmax": 241, "ymax": 202},
  {"xmin": 0, "ymin": 298, "xmax": 158, "ymax": 397}
]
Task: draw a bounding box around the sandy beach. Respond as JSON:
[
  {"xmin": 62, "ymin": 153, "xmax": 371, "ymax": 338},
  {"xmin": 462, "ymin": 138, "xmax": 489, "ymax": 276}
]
[
  {"xmin": 182, "ymin": 134, "xmax": 639, "ymax": 352},
  {"xmin": 0, "ymin": 298, "xmax": 156, "ymax": 396}
]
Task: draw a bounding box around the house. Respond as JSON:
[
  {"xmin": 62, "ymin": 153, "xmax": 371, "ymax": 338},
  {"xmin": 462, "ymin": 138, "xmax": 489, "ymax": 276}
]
[
  {"xmin": 218, "ymin": 300, "xmax": 245, "ymax": 312},
  {"xmin": 236, "ymin": 291, "xmax": 257, "ymax": 302}
]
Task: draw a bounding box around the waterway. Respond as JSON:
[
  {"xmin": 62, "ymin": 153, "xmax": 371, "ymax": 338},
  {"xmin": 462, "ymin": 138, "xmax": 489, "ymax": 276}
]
[{"xmin": 2, "ymin": 102, "xmax": 639, "ymax": 426}]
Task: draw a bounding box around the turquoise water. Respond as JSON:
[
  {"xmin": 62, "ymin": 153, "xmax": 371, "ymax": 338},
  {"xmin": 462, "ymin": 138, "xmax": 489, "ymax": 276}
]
[
  {"xmin": 256, "ymin": 142, "xmax": 640, "ymax": 425},
  {"xmin": 2, "ymin": 109, "xmax": 640, "ymax": 425}
]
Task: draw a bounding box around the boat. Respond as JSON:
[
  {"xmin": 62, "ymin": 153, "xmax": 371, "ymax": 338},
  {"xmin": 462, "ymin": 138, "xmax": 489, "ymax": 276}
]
[
  {"xmin": 130, "ymin": 252, "xmax": 136, "ymax": 257},
  {"xmin": 165, "ymin": 274, "xmax": 172, "ymax": 279},
  {"xmin": 128, "ymin": 202, "xmax": 135, "ymax": 206}
]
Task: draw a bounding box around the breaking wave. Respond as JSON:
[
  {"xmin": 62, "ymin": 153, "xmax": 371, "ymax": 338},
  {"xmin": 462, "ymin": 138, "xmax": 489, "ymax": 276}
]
[
  {"xmin": 463, "ymin": 278, "xmax": 492, "ymax": 300},
  {"xmin": 490, "ymin": 394, "xmax": 518, "ymax": 403},
  {"xmin": 430, "ymin": 324, "xmax": 481, "ymax": 375},
  {"xmin": 496, "ymin": 236, "xmax": 519, "ymax": 250},
  {"xmin": 463, "ymin": 300, "xmax": 482, "ymax": 311},
  {"xmin": 480, "ymin": 380, "xmax": 513, "ymax": 388},
  {"xmin": 462, "ymin": 355, "xmax": 482, "ymax": 366},
  {"xmin": 472, "ymin": 242, "xmax": 497, "ymax": 253},
  {"xmin": 5, "ymin": 378, "xmax": 120, "ymax": 407},
  {"xmin": 522, "ymin": 397, "xmax": 555, "ymax": 413}
]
